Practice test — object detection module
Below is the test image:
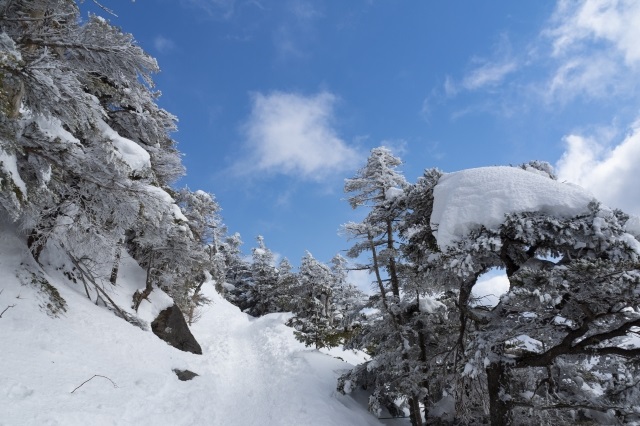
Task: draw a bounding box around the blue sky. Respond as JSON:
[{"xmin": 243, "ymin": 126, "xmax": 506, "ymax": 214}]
[{"xmin": 83, "ymin": 0, "xmax": 640, "ymax": 268}]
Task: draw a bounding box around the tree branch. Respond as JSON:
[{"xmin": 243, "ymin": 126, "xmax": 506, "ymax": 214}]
[
  {"xmin": 70, "ymin": 374, "xmax": 118, "ymax": 393},
  {"xmin": 0, "ymin": 304, "xmax": 16, "ymax": 318}
]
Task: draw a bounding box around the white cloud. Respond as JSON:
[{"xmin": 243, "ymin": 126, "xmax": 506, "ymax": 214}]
[
  {"xmin": 153, "ymin": 35, "xmax": 175, "ymax": 53},
  {"xmin": 472, "ymin": 269, "xmax": 510, "ymax": 308},
  {"xmin": 235, "ymin": 91, "xmax": 361, "ymax": 181},
  {"xmin": 443, "ymin": 75, "xmax": 458, "ymax": 97},
  {"xmin": 546, "ymin": 55, "xmax": 620, "ymax": 102},
  {"xmin": 548, "ymin": 0, "xmax": 640, "ymax": 66},
  {"xmin": 543, "ymin": 0, "xmax": 640, "ymax": 102},
  {"xmin": 347, "ymin": 269, "xmax": 375, "ymax": 294},
  {"xmin": 556, "ymin": 119, "xmax": 640, "ymax": 215},
  {"xmin": 462, "ymin": 61, "xmax": 518, "ymax": 91}
]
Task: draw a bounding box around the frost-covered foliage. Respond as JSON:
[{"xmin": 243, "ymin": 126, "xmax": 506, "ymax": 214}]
[
  {"xmin": 340, "ymin": 152, "xmax": 640, "ymax": 426},
  {"xmin": 409, "ymin": 169, "xmax": 639, "ymax": 424},
  {"xmin": 287, "ymin": 252, "xmax": 337, "ymax": 348},
  {"xmin": 0, "ymin": 1, "xmax": 229, "ymax": 319},
  {"xmin": 244, "ymin": 235, "xmax": 279, "ymax": 316},
  {"xmin": 286, "ymin": 252, "xmax": 367, "ymax": 350},
  {"xmin": 341, "ymin": 147, "xmax": 428, "ymax": 426}
]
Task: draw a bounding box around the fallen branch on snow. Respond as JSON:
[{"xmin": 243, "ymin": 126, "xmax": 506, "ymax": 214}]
[
  {"xmin": 0, "ymin": 304, "xmax": 16, "ymax": 318},
  {"xmin": 70, "ymin": 374, "xmax": 118, "ymax": 394}
]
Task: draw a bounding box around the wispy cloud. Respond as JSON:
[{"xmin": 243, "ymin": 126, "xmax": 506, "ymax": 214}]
[
  {"xmin": 182, "ymin": 0, "xmax": 237, "ymax": 20},
  {"xmin": 556, "ymin": 118, "xmax": 640, "ymax": 215},
  {"xmin": 462, "ymin": 60, "xmax": 518, "ymax": 91},
  {"xmin": 547, "ymin": 0, "xmax": 640, "ymax": 66},
  {"xmin": 233, "ymin": 91, "xmax": 362, "ymax": 181},
  {"xmin": 272, "ymin": 0, "xmax": 322, "ymax": 60},
  {"xmin": 153, "ymin": 35, "xmax": 175, "ymax": 54},
  {"xmin": 431, "ymin": 1, "xmax": 640, "ymax": 115},
  {"xmin": 542, "ymin": 0, "xmax": 640, "ymax": 103}
]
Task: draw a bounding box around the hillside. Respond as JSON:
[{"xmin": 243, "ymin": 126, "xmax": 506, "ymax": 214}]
[{"xmin": 0, "ymin": 217, "xmax": 384, "ymax": 426}]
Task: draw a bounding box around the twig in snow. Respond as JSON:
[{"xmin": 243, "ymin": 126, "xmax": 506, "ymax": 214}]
[
  {"xmin": 70, "ymin": 374, "xmax": 118, "ymax": 393},
  {"xmin": 0, "ymin": 304, "xmax": 16, "ymax": 318}
]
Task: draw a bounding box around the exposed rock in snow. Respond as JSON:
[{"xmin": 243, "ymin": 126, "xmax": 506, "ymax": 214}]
[
  {"xmin": 172, "ymin": 369, "xmax": 199, "ymax": 381},
  {"xmin": 151, "ymin": 305, "xmax": 203, "ymax": 355}
]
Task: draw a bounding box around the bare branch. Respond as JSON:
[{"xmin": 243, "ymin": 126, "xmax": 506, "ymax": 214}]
[
  {"xmin": 91, "ymin": 0, "xmax": 118, "ymax": 17},
  {"xmin": 70, "ymin": 374, "xmax": 118, "ymax": 393},
  {"xmin": 0, "ymin": 304, "xmax": 16, "ymax": 318}
]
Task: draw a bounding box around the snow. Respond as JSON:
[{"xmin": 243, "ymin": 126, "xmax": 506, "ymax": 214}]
[
  {"xmin": 171, "ymin": 203, "xmax": 188, "ymax": 223},
  {"xmin": 510, "ymin": 335, "xmax": 543, "ymax": 353},
  {"xmin": 0, "ymin": 144, "xmax": 27, "ymax": 196},
  {"xmin": 35, "ymin": 114, "xmax": 81, "ymax": 145},
  {"xmin": 384, "ymin": 187, "xmax": 403, "ymax": 201},
  {"xmin": 0, "ymin": 218, "xmax": 382, "ymax": 426},
  {"xmin": 419, "ymin": 295, "xmax": 446, "ymax": 313},
  {"xmin": 431, "ymin": 166, "xmax": 595, "ymax": 249},
  {"xmin": 144, "ymin": 184, "xmax": 175, "ymax": 204},
  {"xmin": 97, "ymin": 119, "xmax": 151, "ymax": 172}
]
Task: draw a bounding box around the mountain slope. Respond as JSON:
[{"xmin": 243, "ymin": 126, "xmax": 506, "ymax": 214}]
[{"xmin": 0, "ymin": 219, "xmax": 382, "ymax": 426}]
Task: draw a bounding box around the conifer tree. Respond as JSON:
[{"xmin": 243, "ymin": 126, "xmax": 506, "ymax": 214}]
[{"xmin": 288, "ymin": 252, "xmax": 339, "ymax": 349}]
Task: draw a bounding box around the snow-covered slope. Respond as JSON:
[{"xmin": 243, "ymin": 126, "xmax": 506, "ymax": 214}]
[{"xmin": 0, "ymin": 220, "xmax": 381, "ymax": 426}]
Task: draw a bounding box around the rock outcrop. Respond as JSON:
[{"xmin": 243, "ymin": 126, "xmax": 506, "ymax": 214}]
[{"xmin": 151, "ymin": 305, "xmax": 202, "ymax": 355}]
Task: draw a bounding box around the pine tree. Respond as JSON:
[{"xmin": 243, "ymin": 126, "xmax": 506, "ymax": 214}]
[
  {"xmin": 288, "ymin": 252, "xmax": 340, "ymax": 349},
  {"xmin": 341, "ymin": 147, "xmax": 426, "ymax": 425},
  {"xmin": 0, "ymin": 2, "xmax": 206, "ymax": 319},
  {"xmin": 401, "ymin": 166, "xmax": 640, "ymax": 425}
]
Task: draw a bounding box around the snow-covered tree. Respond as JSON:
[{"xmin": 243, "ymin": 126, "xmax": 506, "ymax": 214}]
[
  {"xmin": 402, "ymin": 165, "xmax": 640, "ymax": 425},
  {"xmin": 343, "ymin": 146, "xmax": 408, "ymax": 300},
  {"xmin": 341, "ymin": 147, "xmax": 430, "ymax": 425},
  {"xmin": 273, "ymin": 257, "xmax": 299, "ymax": 312},
  {"xmin": 288, "ymin": 252, "xmax": 340, "ymax": 349},
  {"xmin": 220, "ymin": 232, "xmax": 251, "ymax": 302},
  {"xmin": 329, "ymin": 254, "xmax": 367, "ymax": 335},
  {"xmin": 0, "ymin": 1, "xmax": 206, "ymax": 319},
  {"xmin": 231, "ymin": 235, "xmax": 279, "ymax": 316},
  {"xmin": 1, "ymin": 1, "xmax": 183, "ymax": 253}
]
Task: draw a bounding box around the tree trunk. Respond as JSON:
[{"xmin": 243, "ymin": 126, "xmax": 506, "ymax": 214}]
[
  {"xmin": 132, "ymin": 250, "xmax": 154, "ymax": 311},
  {"xmin": 368, "ymin": 232, "xmax": 388, "ymax": 308},
  {"xmin": 386, "ymin": 218, "xmax": 401, "ymax": 298},
  {"xmin": 409, "ymin": 396, "xmax": 423, "ymax": 426},
  {"xmin": 109, "ymin": 239, "xmax": 123, "ymax": 285},
  {"xmin": 486, "ymin": 362, "xmax": 512, "ymax": 426}
]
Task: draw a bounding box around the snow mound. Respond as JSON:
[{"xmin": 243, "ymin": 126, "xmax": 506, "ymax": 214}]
[{"xmin": 431, "ymin": 166, "xmax": 595, "ymax": 249}]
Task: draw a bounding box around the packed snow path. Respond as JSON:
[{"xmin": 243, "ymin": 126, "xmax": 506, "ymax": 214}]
[
  {"xmin": 191, "ymin": 290, "xmax": 381, "ymax": 426},
  {"xmin": 0, "ymin": 222, "xmax": 382, "ymax": 426}
]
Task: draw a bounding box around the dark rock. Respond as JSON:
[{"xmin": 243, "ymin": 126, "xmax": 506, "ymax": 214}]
[
  {"xmin": 151, "ymin": 305, "xmax": 203, "ymax": 355},
  {"xmin": 173, "ymin": 369, "xmax": 199, "ymax": 381}
]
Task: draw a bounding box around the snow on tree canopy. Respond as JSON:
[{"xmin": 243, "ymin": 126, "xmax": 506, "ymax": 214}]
[
  {"xmin": 97, "ymin": 120, "xmax": 151, "ymax": 172},
  {"xmin": 431, "ymin": 166, "xmax": 595, "ymax": 249}
]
